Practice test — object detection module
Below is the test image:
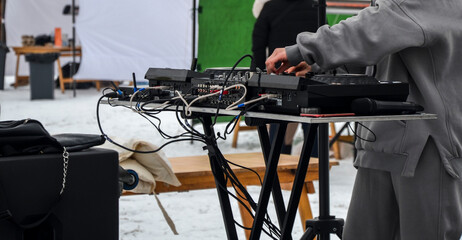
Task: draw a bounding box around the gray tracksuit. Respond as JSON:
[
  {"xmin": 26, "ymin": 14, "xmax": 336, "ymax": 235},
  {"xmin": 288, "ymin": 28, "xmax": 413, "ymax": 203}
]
[{"xmin": 286, "ymin": 0, "xmax": 462, "ymax": 179}]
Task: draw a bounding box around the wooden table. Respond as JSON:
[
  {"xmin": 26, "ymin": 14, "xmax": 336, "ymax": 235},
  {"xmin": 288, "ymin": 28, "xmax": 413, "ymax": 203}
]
[
  {"xmin": 126, "ymin": 152, "xmax": 339, "ymax": 239},
  {"xmin": 12, "ymin": 46, "xmax": 100, "ymax": 93}
]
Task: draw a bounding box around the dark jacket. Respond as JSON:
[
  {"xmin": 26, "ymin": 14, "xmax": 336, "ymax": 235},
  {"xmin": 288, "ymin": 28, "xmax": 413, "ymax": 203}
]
[{"xmin": 252, "ymin": 0, "xmax": 318, "ymax": 70}]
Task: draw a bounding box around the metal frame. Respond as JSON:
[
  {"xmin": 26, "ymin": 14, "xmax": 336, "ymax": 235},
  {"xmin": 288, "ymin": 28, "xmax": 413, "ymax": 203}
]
[{"xmin": 107, "ymin": 100, "xmax": 436, "ymax": 239}]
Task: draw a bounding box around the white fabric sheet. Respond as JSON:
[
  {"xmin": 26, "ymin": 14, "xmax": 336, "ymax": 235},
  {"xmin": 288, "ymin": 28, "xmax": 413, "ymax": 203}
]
[
  {"xmin": 74, "ymin": 0, "xmax": 196, "ymax": 81},
  {"xmin": 5, "ymin": 0, "xmax": 73, "ymax": 76}
]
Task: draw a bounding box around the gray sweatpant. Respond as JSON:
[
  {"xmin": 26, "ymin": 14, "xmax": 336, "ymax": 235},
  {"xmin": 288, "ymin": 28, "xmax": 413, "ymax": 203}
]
[{"xmin": 343, "ymin": 138, "xmax": 462, "ymax": 240}]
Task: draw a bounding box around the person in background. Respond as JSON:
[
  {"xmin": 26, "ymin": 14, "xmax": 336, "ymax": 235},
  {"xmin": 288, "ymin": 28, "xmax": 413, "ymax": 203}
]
[
  {"xmin": 252, "ymin": 0, "xmax": 270, "ymax": 18},
  {"xmin": 252, "ymin": 0, "xmax": 318, "ymax": 71},
  {"xmin": 265, "ymin": 0, "xmax": 462, "ymax": 238},
  {"xmin": 252, "ymin": 0, "xmax": 319, "ymax": 155}
]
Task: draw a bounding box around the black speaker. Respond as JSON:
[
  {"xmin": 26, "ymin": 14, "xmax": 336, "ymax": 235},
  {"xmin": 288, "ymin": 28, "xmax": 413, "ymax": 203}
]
[{"xmin": 0, "ymin": 148, "xmax": 119, "ymax": 240}]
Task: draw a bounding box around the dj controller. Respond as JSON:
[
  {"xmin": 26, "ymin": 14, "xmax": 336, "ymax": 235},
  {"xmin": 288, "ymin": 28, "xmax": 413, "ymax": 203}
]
[{"xmin": 118, "ymin": 67, "xmax": 410, "ymax": 115}]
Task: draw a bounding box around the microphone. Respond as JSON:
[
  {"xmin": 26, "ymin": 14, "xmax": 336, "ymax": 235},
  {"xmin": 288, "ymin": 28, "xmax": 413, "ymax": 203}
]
[{"xmin": 351, "ymin": 98, "xmax": 424, "ymax": 115}]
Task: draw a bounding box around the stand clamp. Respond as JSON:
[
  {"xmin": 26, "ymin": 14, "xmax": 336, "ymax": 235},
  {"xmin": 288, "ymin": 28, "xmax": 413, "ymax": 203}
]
[{"xmin": 301, "ymin": 217, "xmax": 344, "ymax": 240}]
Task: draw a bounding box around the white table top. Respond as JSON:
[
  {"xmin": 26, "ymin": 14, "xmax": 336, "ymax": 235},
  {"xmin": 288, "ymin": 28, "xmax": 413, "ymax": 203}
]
[{"xmin": 108, "ymin": 99, "xmax": 437, "ymax": 124}]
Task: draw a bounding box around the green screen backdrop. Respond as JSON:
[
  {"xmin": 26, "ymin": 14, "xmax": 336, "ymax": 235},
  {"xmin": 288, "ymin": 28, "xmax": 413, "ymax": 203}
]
[
  {"xmin": 197, "ymin": 0, "xmax": 255, "ymax": 71},
  {"xmin": 197, "ymin": 1, "xmax": 354, "ymax": 72}
]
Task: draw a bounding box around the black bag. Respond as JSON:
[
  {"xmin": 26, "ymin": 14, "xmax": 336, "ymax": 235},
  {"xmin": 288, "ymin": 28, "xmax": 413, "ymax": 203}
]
[
  {"xmin": 0, "ymin": 119, "xmax": 106, "ymax": 228},
  {"xmin": 0, "ymin": 119, "xmax": 63, "ymax": 157},
  {"xmin": 0, "ymin": 119, "xmax": 106, "ymax": 157},
  {"xmin": 34, "ymin": 34, "xmax": 52, "ymax": 46},
  {"xmin": 53, "ymin": 133, "xmax": 106, "ymax": 152}
]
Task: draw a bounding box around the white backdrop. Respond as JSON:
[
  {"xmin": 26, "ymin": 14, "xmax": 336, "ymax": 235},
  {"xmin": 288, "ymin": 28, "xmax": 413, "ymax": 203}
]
[
  {"xmin": 74, "ymin": 0, "xmax": 196, "ymax": 81},
  {"xmin": 5, "ymin": 0, "xmax": 73, "ymax": 76}
]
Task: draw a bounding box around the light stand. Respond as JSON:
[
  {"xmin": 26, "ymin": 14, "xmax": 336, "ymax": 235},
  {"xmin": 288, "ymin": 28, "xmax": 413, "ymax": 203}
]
[
  {"xmin": 300, "ymin": 0, "xmax": 346, "ymax": 239},
  {"xmin": 1, "ymin": 0, "xmax": 5, "ymax": 44},
  {"xmin": 0, "ymin": 0, "xmax": 7, "ymax": 91},
  {"xmin": 71, "ymin": 0, "xmax": 76, "ymax": 97},
  {"xmin": 63, "ymin": 2, "xmax": 78, "ymax": 97},
  {"xmin": 192, "ymin": 0, "xmax": 196, "ymax": 69},
  {"xmin": 301, "ymin": 124, "xmax": 344, "ymax": 240}
]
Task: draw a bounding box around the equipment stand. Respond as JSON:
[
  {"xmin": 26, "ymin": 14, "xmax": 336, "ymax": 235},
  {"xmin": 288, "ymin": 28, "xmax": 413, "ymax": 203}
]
[
  {"xmin": 301, "ymin": 123, "xmax": 343, "ymax": 240},
  {"xmin": 301, "ymin": 0, "xmax": 347, "ymax": 236},
  {"xmin": 201, "ymin": 116, "xmax": 239, "ymax": 240},
  {"xmin": 199, "ymin": 113, "xmax": 326, "ymax": 239},
  {"xmin": 200, "ymin": 115, "xmax": 295, "ymax": 239},
  {"xmin": 109, "ymin": 100, "xmax": 435, "ymax": 239}
]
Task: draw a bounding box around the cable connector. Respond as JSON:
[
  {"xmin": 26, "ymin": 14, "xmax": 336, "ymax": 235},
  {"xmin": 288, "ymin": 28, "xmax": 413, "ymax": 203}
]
[
  {"xmin": 103, "ymin": 92, "xmax": 120, "ymax": 98},
  {"xmin": 153, "ymin": 85, "xmax": 170, "ymax": 90},
  {"xmin": 264, "ymin": 94, "xmax": 278, "ymax": 98},
  {"xmin": 218, "ymin": 89, "xmax": 224, "ymax": 101}
]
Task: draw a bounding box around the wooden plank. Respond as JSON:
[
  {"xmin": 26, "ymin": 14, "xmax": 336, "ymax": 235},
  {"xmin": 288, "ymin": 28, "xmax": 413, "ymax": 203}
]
[
  {"xmin": 151, "ymin": 153, "xmax": 338, "ymax": 193},
  {"xmin": 12, "ymin": 46, "xmax": 81, "ymax": 54},
  {"xmin": 169, "ymin": 153, "xmax": 337, "ymax": 176}
]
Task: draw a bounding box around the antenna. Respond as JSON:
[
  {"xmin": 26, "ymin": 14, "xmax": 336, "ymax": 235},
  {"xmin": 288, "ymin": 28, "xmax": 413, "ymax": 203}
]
[{"xmin": 132, "ymin": 72, "xmax": 138, "ymax": 91}]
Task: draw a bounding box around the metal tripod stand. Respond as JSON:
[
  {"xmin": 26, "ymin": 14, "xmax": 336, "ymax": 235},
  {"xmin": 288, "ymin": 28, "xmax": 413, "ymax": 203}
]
[{"xmin": 300, "ymin": 123, "xmax": 344, "ymax": 240}]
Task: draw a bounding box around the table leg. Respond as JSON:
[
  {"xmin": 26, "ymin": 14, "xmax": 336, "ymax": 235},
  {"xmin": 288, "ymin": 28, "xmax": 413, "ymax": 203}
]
[
  {"xmin": 250, "ymin": 122, "xmax": 287, "ymax": 240},
  {"xmin": 236, "ymin": 185, "xmax": 253, "ymax": 240},
  {"xmin": 95, "ymin": 81, "xmax": 101, "ymax": 91},
  {"xmin": 280, "ymin": 123, "xmax": 318, "ymax": 239},
  {"xmin": 257, "ymin": 125, "xmax": 290, "ymax": 232},
  {"xmin": 298, "ymin": 184, "xmax": 314, "ymax": 231},
  {"xmin": 14, "ymin": 54, "xmax": 29, "ymax": 88},
  {"xmin": 57, "ymin": 58, "xmax": 65, "ymax": 94},
  {"xmin": 14, "ymin": 54, "xmax": 20, "ymax": 88},
  {"xmin": 201, "ymin": 116, "xmax": 238, "ymax": 240}
]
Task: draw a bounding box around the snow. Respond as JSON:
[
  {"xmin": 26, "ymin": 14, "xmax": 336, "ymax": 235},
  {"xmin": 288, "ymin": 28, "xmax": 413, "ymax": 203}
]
[{"xmin": 0, "ymin": 76, "xmax": 357, "ymax": 239}]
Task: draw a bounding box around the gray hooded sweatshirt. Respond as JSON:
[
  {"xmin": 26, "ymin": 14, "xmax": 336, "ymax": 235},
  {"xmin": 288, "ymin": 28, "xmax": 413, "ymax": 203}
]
[{"xmin": 285, "ymin": 0, "xmax": 462, "ymax": 178}]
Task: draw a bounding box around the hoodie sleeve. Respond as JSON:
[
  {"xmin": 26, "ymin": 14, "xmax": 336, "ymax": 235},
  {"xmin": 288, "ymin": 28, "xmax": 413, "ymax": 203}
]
[{"xmin": 286, "ymin": 0, "xmax": 425, "ymax": 70}]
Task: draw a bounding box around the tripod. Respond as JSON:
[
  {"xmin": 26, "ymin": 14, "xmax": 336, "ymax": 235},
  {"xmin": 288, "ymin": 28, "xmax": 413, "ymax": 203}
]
[
  {"xmin": 301, "ymin": 0, "xmax": 347, "ymax": 236},
  {"xmin": 300, "ymin": 123, "xmax": 344, "ymax": 240}
]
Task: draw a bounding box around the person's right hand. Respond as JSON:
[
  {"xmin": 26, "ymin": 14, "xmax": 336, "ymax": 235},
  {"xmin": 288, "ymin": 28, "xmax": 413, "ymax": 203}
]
[
  {"xmin": 265, "ymin": 48, "xmax": 293, "ymax": 74},
  {"xmin": 286, "ymin": 62, "xmax": 311, "ymax": 77}
]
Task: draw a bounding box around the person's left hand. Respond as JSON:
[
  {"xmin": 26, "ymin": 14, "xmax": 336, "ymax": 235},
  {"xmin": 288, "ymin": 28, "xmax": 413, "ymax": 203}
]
[
  {"xmin": 286, "ymin": 62, "xmax": 311, "ymax": 77},
  {"xmin": 265, "ymin": 48, "xmax": 293, "ymax": 74}
]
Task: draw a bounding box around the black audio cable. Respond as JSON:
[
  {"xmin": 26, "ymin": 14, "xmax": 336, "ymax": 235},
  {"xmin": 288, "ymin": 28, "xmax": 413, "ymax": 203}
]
[
  {"xmin": 206, "ymin": 143, "xmax": 281, "ymax": 239},
  {"xmin": 96, "ymin": 94, "xmax": 207, "ymax": 154},
  {"xmin": 213, "ymin": 54, "xmax": 254, "ymax": 126},
  {"xmin": 98, "ymin": 70, "xmax": 282, "ymax": 239}
]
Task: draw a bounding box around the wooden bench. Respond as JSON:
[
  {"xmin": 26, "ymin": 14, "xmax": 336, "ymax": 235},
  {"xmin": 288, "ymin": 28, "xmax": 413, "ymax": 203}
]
[
  {"xmin": 329, "ymin": 122, "xmax": 355, "ymax": 159},
  {"xmin": 231, "ymin": 120, "xmax": 354, "ymax": 160},
  {"xmin": 126, "ymin": 152, "xmax": 338, "ymax": 239},
  {"xmin": 232, "ymin": 117, "xmax": 257, "ymax": 148}
]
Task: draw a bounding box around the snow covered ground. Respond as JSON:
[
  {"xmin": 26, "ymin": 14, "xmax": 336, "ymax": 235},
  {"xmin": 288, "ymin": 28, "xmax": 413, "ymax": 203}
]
[{"xmin": 0, "ymin": 77, "xmax": 357, "ymax": 239}]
